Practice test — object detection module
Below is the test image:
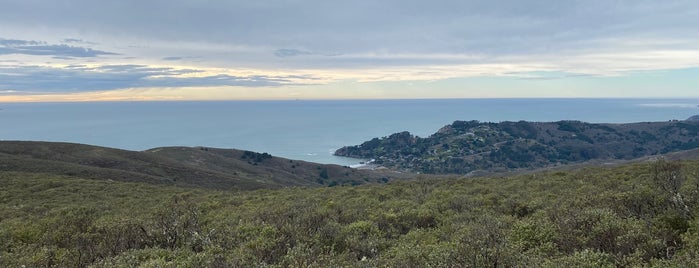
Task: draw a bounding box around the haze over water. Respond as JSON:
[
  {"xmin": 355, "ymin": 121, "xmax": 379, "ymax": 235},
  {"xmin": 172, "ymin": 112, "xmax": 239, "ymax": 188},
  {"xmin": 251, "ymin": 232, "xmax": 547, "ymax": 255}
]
[{"xmin": 1, "ymin": 99, "xmax": 698, "ymax": 166}]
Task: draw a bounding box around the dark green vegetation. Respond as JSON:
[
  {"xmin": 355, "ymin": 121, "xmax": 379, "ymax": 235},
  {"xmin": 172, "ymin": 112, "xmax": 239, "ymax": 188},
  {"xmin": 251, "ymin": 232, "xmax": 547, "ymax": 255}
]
[
  {"xmin": 335, "ymin": 120, "xmax": 699, "ymax": 174},
  {"xmin": 0, "ymin": 141, "xmax": 396, "ymax": 190},
  {"xmin": 3, "ymin": 156, "xmax": 699, "ymax": 266}
]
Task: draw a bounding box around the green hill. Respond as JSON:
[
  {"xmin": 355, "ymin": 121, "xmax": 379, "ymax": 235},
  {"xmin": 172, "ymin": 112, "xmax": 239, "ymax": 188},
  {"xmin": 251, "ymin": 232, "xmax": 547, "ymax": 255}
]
[
  {"xmin": 0, "ymin": 141, "xmax": 396, "ymax": 190},
  {"xmin": 335, "ymin": 120, "xmax": 699, "ymax": 174},
  {"xmin": 2, "ymin": 156, "xmax": 699, "ymax": 266}
]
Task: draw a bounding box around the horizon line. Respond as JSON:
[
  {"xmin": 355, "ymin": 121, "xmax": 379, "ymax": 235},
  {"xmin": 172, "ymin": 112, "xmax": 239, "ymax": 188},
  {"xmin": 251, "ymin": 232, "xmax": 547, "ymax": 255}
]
[{"xmin": 2, "ymin": 96, "xmax": 699, "ymax": 104}]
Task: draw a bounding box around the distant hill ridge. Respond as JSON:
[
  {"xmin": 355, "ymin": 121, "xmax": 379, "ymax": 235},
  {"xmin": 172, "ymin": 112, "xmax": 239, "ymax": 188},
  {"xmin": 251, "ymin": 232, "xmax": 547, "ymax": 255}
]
[
  {"xmin": 0, "ymin": 141, "xmax": 394, "ymax": 190},
  {"xmin": 335, "ymin": 119, "xmax": 699, "ymax": 174}
]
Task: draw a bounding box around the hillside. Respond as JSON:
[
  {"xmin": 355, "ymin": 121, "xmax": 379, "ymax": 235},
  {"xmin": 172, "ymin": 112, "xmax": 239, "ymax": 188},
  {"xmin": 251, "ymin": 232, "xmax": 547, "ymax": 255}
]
[
  {"xmin": 335, "ymin": 120, "xmax": 699, "ymax": 174},
  {"xmin": 0, "ymin": 141, "xmax": 396, "ymax": 190},
  {"xmin": 3, "ymin": 157, "xmax": 699, "ymax": 266}
]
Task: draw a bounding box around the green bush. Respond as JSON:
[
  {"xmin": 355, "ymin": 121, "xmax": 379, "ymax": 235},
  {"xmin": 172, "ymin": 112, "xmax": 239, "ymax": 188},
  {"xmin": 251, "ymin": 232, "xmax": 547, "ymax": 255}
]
[{"xmin": 2, "ymin": 159, "xmax": 699, "ymax": 266}]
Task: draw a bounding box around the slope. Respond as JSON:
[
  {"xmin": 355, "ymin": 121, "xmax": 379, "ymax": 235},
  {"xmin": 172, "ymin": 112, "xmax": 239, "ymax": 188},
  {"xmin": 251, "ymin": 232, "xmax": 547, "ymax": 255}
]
[
  {"xmin": 0, "ymin": 141, "xmax": 394, "ymax": 190},
  {"xmin": 3, "ymin": 157, "xmax": 699, "ymax": 266}
]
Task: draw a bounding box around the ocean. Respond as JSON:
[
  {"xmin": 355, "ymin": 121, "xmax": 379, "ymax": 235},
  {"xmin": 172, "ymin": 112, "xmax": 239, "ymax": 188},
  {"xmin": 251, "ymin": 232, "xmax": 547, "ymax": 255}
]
[{"xmin": 1, "ymin": 99, "xmax": 698, "ymax": 166}]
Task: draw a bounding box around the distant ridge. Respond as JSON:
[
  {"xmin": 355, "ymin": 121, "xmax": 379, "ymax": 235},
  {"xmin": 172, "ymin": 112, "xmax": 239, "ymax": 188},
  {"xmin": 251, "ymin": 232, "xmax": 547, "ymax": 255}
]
[
  {"xmin": 0, "ymin": 141, "xmax": 396, "ymax": 190},
  {"xmin": 687, "ymin": 115, "xmax": 699, "ymax": 121},
  {"xmin": 335, "ymin": 120, "xmax": 699, "ymax": 174}
]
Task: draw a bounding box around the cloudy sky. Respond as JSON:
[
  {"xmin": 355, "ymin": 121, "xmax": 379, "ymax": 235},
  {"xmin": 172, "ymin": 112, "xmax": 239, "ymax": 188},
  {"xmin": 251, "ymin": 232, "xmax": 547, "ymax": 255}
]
[{"xmin": 0, "ymin": 0, "xmax": 697, "ymax": 101}]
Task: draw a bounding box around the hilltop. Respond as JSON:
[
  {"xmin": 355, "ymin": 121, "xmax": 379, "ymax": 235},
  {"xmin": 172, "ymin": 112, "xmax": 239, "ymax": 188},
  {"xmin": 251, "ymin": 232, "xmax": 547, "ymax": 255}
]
[
  {"xmin": 0, "ymin": 141, "xmax": 398, "ymax": 190},
  {"xmin": 335, "ymin": 119, "xmax": 699, "ymax": 174}
]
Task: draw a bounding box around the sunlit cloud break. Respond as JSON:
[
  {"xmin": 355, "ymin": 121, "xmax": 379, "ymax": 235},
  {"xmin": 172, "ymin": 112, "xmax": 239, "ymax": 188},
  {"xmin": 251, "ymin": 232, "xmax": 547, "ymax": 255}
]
[{"xmin": 0, "ymin": 64, "xmax": 321, "ymax": 94}]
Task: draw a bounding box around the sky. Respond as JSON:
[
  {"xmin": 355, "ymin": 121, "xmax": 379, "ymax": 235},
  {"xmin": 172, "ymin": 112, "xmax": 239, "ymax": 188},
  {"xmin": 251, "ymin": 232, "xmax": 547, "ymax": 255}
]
[{"xmin": 0, "ymin": 0, "xmax": 698, "ymax": 101}]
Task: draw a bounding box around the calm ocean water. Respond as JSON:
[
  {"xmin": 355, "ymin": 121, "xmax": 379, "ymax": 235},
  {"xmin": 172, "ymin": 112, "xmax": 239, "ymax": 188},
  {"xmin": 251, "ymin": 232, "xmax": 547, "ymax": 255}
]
[{"xmin": 1, "ymin": 99, "xmax": 698, "ymax": 166}]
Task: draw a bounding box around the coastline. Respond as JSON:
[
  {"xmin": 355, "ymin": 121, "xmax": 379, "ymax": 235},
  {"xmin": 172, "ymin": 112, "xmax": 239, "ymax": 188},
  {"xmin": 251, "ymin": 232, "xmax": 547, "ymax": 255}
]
[{"xmin": 1, "ymin": 99, "xmax": 698, "ymax": 166}]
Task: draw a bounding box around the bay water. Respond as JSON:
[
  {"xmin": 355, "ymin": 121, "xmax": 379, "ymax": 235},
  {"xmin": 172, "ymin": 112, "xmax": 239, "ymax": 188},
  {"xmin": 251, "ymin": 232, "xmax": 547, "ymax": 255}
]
[{"xmin": 1, "ymin": 98, "xmax": 698, "ymax": 166}]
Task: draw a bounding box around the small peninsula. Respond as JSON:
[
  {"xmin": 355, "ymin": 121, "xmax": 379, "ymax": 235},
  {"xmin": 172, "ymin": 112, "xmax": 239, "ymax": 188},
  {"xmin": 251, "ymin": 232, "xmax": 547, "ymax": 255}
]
[{"xmin": 335, "ymin": 120, "xmax": 699, "ymax": 174}]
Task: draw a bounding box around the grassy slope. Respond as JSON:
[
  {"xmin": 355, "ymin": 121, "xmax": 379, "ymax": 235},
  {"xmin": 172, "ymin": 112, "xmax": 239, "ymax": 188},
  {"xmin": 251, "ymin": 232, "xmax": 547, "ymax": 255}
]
[
  {"xmin": 2, "ymin": 158, "xmax": 699, "ymax": 266},
  {"xmin": 0, "ymin": 141, "xmax": 399, "ymax": 190}
]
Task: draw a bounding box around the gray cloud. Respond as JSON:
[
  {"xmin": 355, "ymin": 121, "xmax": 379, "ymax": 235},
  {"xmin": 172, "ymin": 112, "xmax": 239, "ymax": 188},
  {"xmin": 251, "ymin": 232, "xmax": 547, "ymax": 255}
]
[
  {"xmin": 0, "ymin": 0, "xmax": 697, "ymax": 83},
  {"xmin": 0, "ymin": 38, "xmax": 117, "ymax": 57},
  {"xmin": 0, "ymin": 64, "xmax": 314, "ymax": 93},
  {"xmin": 274, "ymin": 49, "xmax": 313, "ymax": 58},
  {"xmin": 62, "ymin": 38, "xmax": 97, "ymax": 45},
  {"xmin": 0, "ymin": 39, "xmax": 42, "ymax": 46},
  {"xmin": 3, "ymin": 1, "xmax": 697, "ymax": 58},
  {"xmin": 161, "ymin": 56, "xmax": 205, "ymax": 62}
]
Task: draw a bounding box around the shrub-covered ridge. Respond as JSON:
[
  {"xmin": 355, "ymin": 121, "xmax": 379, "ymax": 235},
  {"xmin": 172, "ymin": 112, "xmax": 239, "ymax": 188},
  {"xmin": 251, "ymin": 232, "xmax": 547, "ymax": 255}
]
[
  {"xmin": 335, "ymin": 120, "xmax": 699, "ymax": 174},
  {"xmin": 3, "ymin": 159, "xmax": 699, "ymax": 266}
]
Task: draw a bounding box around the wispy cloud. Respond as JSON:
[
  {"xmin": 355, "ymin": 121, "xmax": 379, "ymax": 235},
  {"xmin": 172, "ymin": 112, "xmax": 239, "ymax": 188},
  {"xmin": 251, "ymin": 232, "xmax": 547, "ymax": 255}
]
[
  {"xmin": 0, "ymin": 38, "xmax": 117, "ymax": 58},
  {"xmin": 62, "ymin": 38, "xmax": 97, "ymax": 45},
  {"xmin": 274, "ymin": 49, "xmax": 313, "ymax": 58},
  {"xmin": 0, "ymin": 64, "xmax": 317, "ymax": 93}
]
